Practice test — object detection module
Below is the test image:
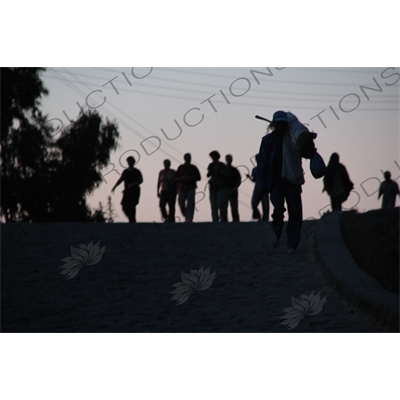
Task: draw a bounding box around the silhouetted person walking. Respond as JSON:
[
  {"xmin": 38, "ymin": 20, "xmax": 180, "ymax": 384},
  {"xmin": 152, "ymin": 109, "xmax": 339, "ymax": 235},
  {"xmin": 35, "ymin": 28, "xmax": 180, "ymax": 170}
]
[
  {"xmin": 247, "ymin": 154, "xmax": 269, "ymax": 221},
  {"xmin": 225, "ymin": 154, "xmax": 242, "ymax": 222},
  {"xmin": 379, "ymin": 171, "xmax": 399, "ymax": 208},
  {"xmin": 257, "ymin": 111, "xmax": 307, "ymax": 254},
  {"xmin": 323, "ymin": 153, "xmax": 354, "ymax": 211},
  {"xmin": 175, "ymin": 153, "xmax": 201, "ymax": 222},
  {"xmin": 207, "ymin": 151, "xmax": 230, "ymax": 222},
  {"xmin": 157, "ymin": 159, "xmax": 177, "ymax": 222},
  {"xmin": 112, "ymin": 156, "xmax": 143, "ymax": 223}
]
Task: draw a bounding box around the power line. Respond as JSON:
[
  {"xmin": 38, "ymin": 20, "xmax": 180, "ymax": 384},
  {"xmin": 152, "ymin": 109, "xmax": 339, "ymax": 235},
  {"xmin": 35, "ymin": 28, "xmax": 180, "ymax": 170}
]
[
  {"xmin": 45, "ymin": 70, "xmax": 399, "ymax": 105},
  {"xmin": 44, "ymin": 73, "xmax": 399, "ymax": 103},
  {"xmin": 47, "ymin": 69, "xmax": 257, "ymax": 210},
  {"xmin": 61, "ymin": 69, "xmax": 218, "ymax": 169},
  {"xmin": 45, "ymin": 75, "xmax": 399, "ymax": 115},
  {"xmin": 48, "ymin": 67, "xmax": 399, "ymax": 92},
  {"xmin": 56, "ymin": 68, "xmax": 186, "ymax": 166}
]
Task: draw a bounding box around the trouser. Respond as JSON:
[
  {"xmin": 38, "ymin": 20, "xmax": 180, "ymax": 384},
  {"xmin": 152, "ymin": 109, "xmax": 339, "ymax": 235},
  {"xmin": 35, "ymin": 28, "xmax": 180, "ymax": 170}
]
[
  {"xmin": 178, "ymin": 189, "xmax": 196, "ymax": 222},
  {"xmin": 160, "ymin": 190, "xmax": 177, "ymax": 221},
  {"xmin": 382, "ymin": 198, "xmax": 396, "ymax": 209},
  {"xmin": 270, "ymin": 182, "xmax": 303, "ymax": 249},
  {"xmin": 227, "ymin": 188, "xmax": 240, "ymax": 222},
  {"xmin": 209, "ymin": 188, "xmax": 229, "ymax": 222},
  {"xmin": 121, "ymin": 190, "xmax": 140, "ymax": 223},
  {"xmin": 122, "ymin": 204, "xmax": 137, "ymax": 223},
  {"xmin": 251, "ymin": 188, "xmax": 270, "ymax": 221}
]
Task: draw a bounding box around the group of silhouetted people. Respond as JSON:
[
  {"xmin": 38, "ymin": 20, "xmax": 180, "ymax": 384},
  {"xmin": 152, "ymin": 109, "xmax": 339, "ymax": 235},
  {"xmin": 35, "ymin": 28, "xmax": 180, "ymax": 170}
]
[
  {"xmin": 158, "ymin": 153, "xmax": 201, "ymax": 223},
  {"xmin": 111, "ymin": 152, "xmax": 243, "ymax": 223},
  {"xmin": 112, "ymin": 112, "xmax": 399, "ymax": 232},
  {"xmin": 206, "ymin": 151, "xmax": 242, "ymax": 222},
  {"xmin": 322, "ymin": 154, "xmax": 399, "ymax": 211}
]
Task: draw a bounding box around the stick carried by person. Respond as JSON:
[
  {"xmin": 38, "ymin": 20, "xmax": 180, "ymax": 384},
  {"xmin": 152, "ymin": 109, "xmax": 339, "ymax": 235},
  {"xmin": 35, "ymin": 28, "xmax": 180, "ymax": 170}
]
[{"xmin": 255, "ymin": 115, "xmax": 272, "ymax": 123}]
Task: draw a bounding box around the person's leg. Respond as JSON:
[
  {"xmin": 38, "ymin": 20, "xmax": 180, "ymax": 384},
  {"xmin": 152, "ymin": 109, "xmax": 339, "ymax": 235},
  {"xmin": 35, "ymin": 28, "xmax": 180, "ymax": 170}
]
[
  {"xmin": 122, "ymin": 194, "xmax": 134, "ymax": 223},
  {"xmin": 167, "ymin": 192, "xmax": 176, "ymax": 222},
  {"xmin": 269, "ymin": 186, "xmax": 286, "ymax": 242},
  {"xmin": 286, "ymin": 184, "xmax": 303, "ymax": 250},
  {"xmin": 337, "ymin": 196, "xmax": 343, "ymax": 211},
  {"xmin": 178, "ymin": 191, "xmax": 187, "ymax": 218},
  {"xmin": 122, "ymin": 204, "xmax": 130, "ymax": 221},
  {"xmin": 230, "ymin": 189, "xmax": 240, "ymax": 222},
  {"xmin": 251, "ymin": 188, "xmax": 261, "ymax": 220},
  {"xmin": 159, "ymin": 191, "xmax": 169, "ymax": 220},
  {"xmin": 131, "ymin": 205, "xmax": 137, "ymax": 223},
  {"xmin": 330, "ymin": 196, "xmax": 335, "ymax": 211},
  {"xmin": 331, "ymin": 195, "xmax": 343, "ymax": 211},
  {"xmin": 123, "ymin": 203, "xmax": 136, "ymax": 223},
  {"xmin": 226, "ymin": 189, "xmax": 232, "ymax": 220},
  {"xmin": 133, "ymin": 192, "xmax": 140, "ymax": 223},
  {"xmin": 218, "ymin": 188, "xmax": 229, "ymax": 222},
  {"xmin": 209, "ymin": 188, "xmax": 219, "ymax": 222},
  {"xmin": 261, "ymin": 193, "xmax": 270, "ymax": 221},
  {"xmin": 186, "ymin": 189, "xmax": 196, "ymax": 222}
]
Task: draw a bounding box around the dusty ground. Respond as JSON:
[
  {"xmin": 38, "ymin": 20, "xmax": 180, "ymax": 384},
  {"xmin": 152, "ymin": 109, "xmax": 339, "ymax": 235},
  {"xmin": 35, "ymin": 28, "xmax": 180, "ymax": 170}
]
[{"xmin": 1, "ymin": 221, "xmax": 389, "ymax": 332}]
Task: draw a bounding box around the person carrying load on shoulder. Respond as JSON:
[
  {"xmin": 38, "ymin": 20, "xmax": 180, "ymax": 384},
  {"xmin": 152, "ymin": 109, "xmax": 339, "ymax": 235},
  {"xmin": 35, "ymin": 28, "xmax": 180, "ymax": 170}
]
[{"xmin": 256, "ymin": 110, "xmax": 323, "ymax": 254}]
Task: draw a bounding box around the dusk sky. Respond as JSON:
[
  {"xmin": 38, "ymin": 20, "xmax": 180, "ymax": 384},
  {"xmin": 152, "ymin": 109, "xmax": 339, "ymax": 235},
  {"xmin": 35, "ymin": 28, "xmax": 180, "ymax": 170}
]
[{"xmin": 40, "ymin": 67, "xmax": 399, "ymax": 222}]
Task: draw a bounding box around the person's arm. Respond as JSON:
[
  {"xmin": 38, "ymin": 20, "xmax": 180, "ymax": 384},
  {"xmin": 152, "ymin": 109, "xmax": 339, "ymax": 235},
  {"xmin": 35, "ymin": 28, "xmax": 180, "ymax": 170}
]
[
  {"xmin": 175, "ymin": 166, "xmax": 184, "ymax": 182},
  {"xmin": 341, "ymin": 165, "xmax": 354, "ymax": 193},
  {"xmin": 392, "ymin": 181, "xmax": 400, "ymax": 198},
  {"xmin": 136, "ymin": 171, "xmax": 144, "ymax": 186},
  {"xmin": 184, "ymin": 166, "xmax": 202, "ymax": 184},
  {"xmin": 322, "ymin": 175, "xmax": 327, "ymax": 193},
  {"xmin": 206, "ymin": 163, "xmax": 213, "ymax": 178},
  {"xmin": 247, "ymin": 167, "xmax": 256, "ymax": 183},
  {"xmin": 378, "ymin": 182, "xmax": 383, "ymax": 199},
  {"xmin": 194, "ymin": 166, "xmax": 201, "ymax": 182},
  {"xmin": 235, "ymin": 169, "xmax": 242, "ymax": 188},
  {"xmin": 157, "ymin": 171, "xmax": 162, "ymax": 197},
  {"xmin": 111, "ymin": 171, "xmax": 125, "ymax": 192}
]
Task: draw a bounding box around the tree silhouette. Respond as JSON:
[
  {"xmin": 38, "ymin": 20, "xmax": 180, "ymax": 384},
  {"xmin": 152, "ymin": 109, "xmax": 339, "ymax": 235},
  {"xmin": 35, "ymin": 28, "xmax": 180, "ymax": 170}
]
[
  {"xmin": 50, "ymin": 110, "xmax": 120, "ymax": 221},
  {"xmin": 92, "ymin": 202, "xmax": 106, "ymax": 223},
  {"xmin": 1, "ymin": 67, "xmax": 121, "ymax": 222},
  {"xmin": 105, "ymin": 195, "xmax": 117, "ymax": 222},
  {"xmin": 1, "ymin": 68, "xmax": 54, "ymax": 221}
]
